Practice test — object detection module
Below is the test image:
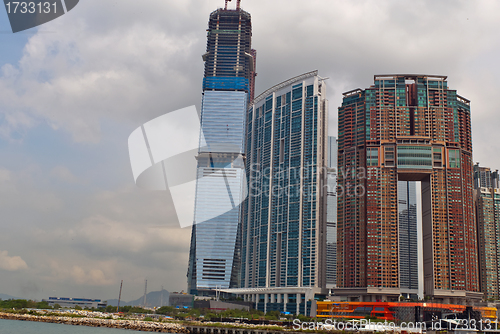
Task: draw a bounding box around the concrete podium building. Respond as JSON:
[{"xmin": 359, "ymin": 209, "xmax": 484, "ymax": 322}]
[{"xmin": 336, "ymin": 74, "xmax": 481, "ymax": 303}]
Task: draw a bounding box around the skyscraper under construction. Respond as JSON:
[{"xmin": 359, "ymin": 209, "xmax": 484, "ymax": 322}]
[
  {"xmin": 336, "ymin": 74, "xmax": 481, "ymax": 303},
  {"xmin": 187, "ymin": 0, "xmax": 256, "ymax": 295}
]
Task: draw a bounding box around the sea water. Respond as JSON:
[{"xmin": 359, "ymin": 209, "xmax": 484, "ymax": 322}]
[{"xmin": 0, "ymin": 318, "xmax": 156, "ymax": 333}]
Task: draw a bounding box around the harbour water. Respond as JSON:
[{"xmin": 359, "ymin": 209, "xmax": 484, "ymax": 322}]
[{"xmin": 0, "ymin": 318, "xmax": 154, "ymax": 334}]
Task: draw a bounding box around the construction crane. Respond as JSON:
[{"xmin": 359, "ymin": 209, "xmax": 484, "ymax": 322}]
[
  {"xmin": 116, "ymin": 280, "xmax": 123, "ymax": 313},
  {"xmin": 143, "ymin": 279, "xmax": 147, "ymax": 307},
  {"xmin": 224, "ymin": 0, "xmax": 241, "ymax": 10}
]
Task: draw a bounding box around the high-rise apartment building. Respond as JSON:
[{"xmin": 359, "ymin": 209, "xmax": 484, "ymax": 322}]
[
  {"xmin": 474, "ymin": 164, "xmax": 500, "ymax": 300},
  {"xmin": 187, "ymin": 1, "xmax": 256, "ymax": 295},
  {"xmin": 336, "ymin": 74, "xmax": 481, "ymax": 303},
  {"xmin": 326, "ymin": 137, "xmax": 337, "ymax": 289},
  {"xmin": 475, "ymin": 164, "xmax": 499, "ymax": 189},
  {"xmin": 224, "ymin": 71, "xmax": 328, "ymax": 315}
]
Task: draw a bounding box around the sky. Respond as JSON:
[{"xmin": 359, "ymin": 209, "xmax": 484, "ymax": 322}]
[{"xmin": 1, "ymin": 0, "xmax": 500, "ymax": 302}]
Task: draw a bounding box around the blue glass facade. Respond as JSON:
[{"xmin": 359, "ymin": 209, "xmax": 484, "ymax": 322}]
[
  {"xmin": 192, "ymin": 156, "xmax": 246, "ymax": 288},
  {"xmin": 240, "ymin": 71, "xmax": 328, "ymax": 290},
  {"xmin": 199, "ymin": 91, "xmax": 247, "ymax": 154},
  {"xmin": 187, "ymin": 6, "xmax": 255, "ymax": 294}
]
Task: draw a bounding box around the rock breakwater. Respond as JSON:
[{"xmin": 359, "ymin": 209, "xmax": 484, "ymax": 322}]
[{"xmin": 0, "ymin": 312, "xmax": 189, "ymax": 332}]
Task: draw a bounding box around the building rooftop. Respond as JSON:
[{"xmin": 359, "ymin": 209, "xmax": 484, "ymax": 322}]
[{"xmin": 252, "ymin": 70, "xmax": 318, "ymax": 105}]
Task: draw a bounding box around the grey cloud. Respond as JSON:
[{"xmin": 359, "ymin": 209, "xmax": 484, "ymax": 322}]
[
  {"xmin": 0, "ymin": 160, "xmax": 188, "ymax": 298},
  {"xmin": 0, "ymin": 251, "xmax": 28, "ymax": 272},
  {"xmin": 50, "ymin": 165, "xmax": 79, "ymax": 183},
  {"xmin": 0, "ymin": 167, "xmax": 63, "ymax": 212},
  {"xmin": 0, "ymin": 0, "xmax": 208, "ymax": 143}
]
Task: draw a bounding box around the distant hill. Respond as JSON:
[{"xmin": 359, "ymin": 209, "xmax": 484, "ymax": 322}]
[
  {"xmin": 106, "ymin": 290, "xmax": 170, "ymax": 308},
  {"xmin": 0, "ymin": 293, "xmax": 18, "ymax": 300}
]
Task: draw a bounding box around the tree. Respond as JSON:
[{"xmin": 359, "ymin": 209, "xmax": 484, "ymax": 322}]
[
  {"xmin": 204, "ymin": 312, "xmax": 217, "ymax": 321},
  {"xmin": 104, "ymin": 305, "xmax": 116, "ymax": 313},
  {"xmin": 128, "ymin": 306, "xmax": 149, "ymax": 314},
  {"xmin": 119, "ymin": 305, "xmax": 132, "ymax": 313},
  {"xmin": 296, "ymin": 314, "xmax": 310, "ymax": 322},
  {"xmin": 265, "ymin": 310, "xmax": 281, "ymax": 320},
  {"xmin": 0, "ymin": 299, "xmax": 29, "ymax": 309},
  {"xmin": 35, "ymin": 301, "xmax": 51, "ymax": 309},
  {"xmin": 156, "ymin": 306, "xmax": 175, "ymax": 315},
  {"xmin": 188, "ymin": 308, "xmax": 201, "ymax": 318}
]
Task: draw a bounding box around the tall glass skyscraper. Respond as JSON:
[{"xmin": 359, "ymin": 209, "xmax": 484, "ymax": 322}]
[
  {"xmin": 326, "ymin": 137, "xmax": 337, "ymax": 288},
  {"xmin": 187, "ymin": 2, "xmax": 256, "ymax": 295},
  {"xmin": 229, "ymin": 71, "xmax": 328, "ymax": 315},
  {"xmin": 397, "ymin": 181, "xmax": 418, "ymax": 295}
]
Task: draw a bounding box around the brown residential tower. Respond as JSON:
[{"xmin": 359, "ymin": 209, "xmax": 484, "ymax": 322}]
[{"xmin": 336, "ymin": 75, "xmax": 480, "ymax": 303}]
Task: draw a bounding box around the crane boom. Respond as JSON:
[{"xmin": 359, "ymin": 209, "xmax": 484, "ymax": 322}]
[{"xmin": 116, "ymin": 280, "xmax": 123, "ymax": 313}]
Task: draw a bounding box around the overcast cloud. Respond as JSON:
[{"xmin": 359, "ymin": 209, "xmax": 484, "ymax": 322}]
[{"xmin": 1, "ymin": 0, "xmax": 500, "ymax": 302}]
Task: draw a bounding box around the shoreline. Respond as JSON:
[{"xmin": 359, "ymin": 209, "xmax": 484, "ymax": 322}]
[{"xmin": 0, "ymin": 312, "xmax": 189, "ymax": 333}]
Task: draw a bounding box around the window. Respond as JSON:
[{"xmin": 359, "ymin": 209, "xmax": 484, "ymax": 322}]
[
  {"xmin": 397, "ymin": 146, "xmax": 432, "ymax": 169},
  {"xmin": 367, "ymin": 148, "xmax": 378, "ymax": 166},
  {"xmin": 449, "ymin": 149, "xmax": 460, "ymax": 168},
  {"xmin": 279, "ymin": 139, "xmax": 285, "ymax": 164},
  {"xmin": 384, "ymin": 146, "xmax": 395, "ymax": 167}
]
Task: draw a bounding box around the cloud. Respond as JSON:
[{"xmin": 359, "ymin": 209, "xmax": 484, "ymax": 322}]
[
  {"xmin": 0, "ymin": 166, "xmax": 63, "ymax": 212},
  {"xmin": 40, "ymin": 259, "xmax": 116, "ymax": 286},
  {"xmin": 0, "ymin": 251, "xmax": 28, "ymax": 271},
  {"xmin": 2, "ymin": 181, "xmax": 191, "ymax": 297},
  {"xmin": 68, "ymin": 214, "xmax": 187, "ymax": 254},
  {"xmin": 0, "ymin": 159, "xmax": 190, "ymax": 296},
  {"xmin": 0, "ymin": 169, "xmax": 11, "ymax": 183},
  {"xmin": 51, "ymin": 165, "xmax": 79, "ymax": 183},
  {"xmin": 70, "ymin": 266, "xmax": 113, "ymax": 286},
  {"xmin": 0, "ymin": 0, "xmax": 207, "ymax": 143}
]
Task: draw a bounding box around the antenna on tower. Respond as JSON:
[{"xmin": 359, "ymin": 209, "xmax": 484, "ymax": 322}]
[{"xmin": 224, "ymin": 0, "xmax": 230, "ymax": 10}]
